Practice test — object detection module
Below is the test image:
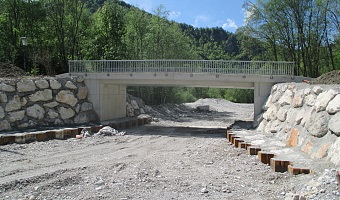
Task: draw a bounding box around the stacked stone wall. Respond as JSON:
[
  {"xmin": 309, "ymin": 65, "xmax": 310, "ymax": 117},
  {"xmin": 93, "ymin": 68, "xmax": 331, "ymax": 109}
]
[
  {"xmin": 257, "ymin": 83, "xmax": 340, "ymax": 166},
  {"xmin": 0, "ymin": 76, "xmax": 98, "ymax": 131}
]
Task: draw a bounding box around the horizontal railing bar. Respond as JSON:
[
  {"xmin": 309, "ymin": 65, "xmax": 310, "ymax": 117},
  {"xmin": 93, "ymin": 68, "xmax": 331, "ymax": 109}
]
[{"xmin": 68, "ymin": 60, "xmax": 295, "ymax": 76}]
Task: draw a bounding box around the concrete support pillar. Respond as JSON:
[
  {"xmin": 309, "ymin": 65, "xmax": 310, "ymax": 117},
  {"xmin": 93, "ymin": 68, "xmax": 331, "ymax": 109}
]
[
  {"xmin": 254, "ymin": 82, "xmax": 275, "ymax": 119},
  {"xmin": 85, "ymin": 79, "xmax": 126, "ymax": 121}
]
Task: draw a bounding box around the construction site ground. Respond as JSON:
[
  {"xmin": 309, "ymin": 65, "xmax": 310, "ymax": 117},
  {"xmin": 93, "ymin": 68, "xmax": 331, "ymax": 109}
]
[{"xmin": 1, "ymin": 99, "xmax": 339, "ymax": 200}]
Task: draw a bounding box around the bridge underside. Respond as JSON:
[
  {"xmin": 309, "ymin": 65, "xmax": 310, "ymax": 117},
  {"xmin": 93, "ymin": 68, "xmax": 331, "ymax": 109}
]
[{"xmin": 64, "ymin": 72, "xmax": 303, "ymax": 122}]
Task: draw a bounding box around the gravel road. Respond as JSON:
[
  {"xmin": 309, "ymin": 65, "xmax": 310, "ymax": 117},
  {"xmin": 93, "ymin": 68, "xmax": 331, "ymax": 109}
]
[{"xmin": 0, "ymin": 99, "xmax": 339, "ymax": 200}]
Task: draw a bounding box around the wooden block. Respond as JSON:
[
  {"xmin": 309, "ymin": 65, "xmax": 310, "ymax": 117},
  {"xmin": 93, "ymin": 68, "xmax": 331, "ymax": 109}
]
[
  {"xmin": 288, "ymin": 165, "xmax": 311, "ymax": 175},
  {"xmin": 230, "ymin": 135, "xmax": 240, "ymax": 144},
  {"xmin": 227, "ymin": 132, "xmax": 235, "ymax": 142},
  {"xmin": 270, "ymin": 158, "xmax": 292, "ymax": 173},
  {"xmin": 3, "ymin": 136, "xmax": 15, "ymax": 145},
  {"xmin": 0, "ymin": 137, "xmax": 4, "ymax": 145},
  {"xmin": 125, "ymin": 121, "xmax": 132, "ymax": 128},
  {"xmin": 35, "ymin": 132, "xmax": 47, "ymax": 141},
  {"xmin": 15, "ymin": 135, "xmax": 26, "ymax": 144},
  {"xmin": 109, "ymin": 122, "xmax": 118, "ymax": 129},
  {"xmin": 91, "ymin": 125, "xmax": 103, "ymax": 133},
  {"xmin": 118, "ymin": 122, "xmax": 126, "ymax": 129},
  {"xmin": 247, "ymin": 146, "xmax": 261, "ymax": 155},
  {"xmin": 234, "ymin": 138, "xmax": 244, "ymax": 148},
  {"xmin": 258, "ymin": 151, "xmax": 275, "ymax": 165},
  {"xmin": 138, "ymin": 119, "xmax": 144, "ymax": 126},
  {"xmin": 45, "ymin": 131, "xmax": 56, "ymax": 140},
  {"xmin": 132, "ymin": 119, "xmax": 138, "ymax": 127},
  {"xmin": 55, "ymin": 130, "xmax": 64, "ymax": 139},
  {"xmin": 25, "ymin": 133, "xmax": 36, "ymax": 143},
  {"xmin": 63, "ymin": 129, "xmax": 72, "ymax": 139},
  {"xmin": 239, "ymin": 142, "xmax": 251, "ymax": 149}
]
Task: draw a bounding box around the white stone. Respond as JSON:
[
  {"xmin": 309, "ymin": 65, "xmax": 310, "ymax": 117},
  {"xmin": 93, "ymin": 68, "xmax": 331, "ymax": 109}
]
[
  {"xmin": 301, "ymin": 107, "xmax": 314, "ymax": 127},
  {"xmin": 56, "ymin": 90, "xmax": 78, "ymax": 107},
  {"xmin": 315, "ymin": 89, "xmax": 338, "ymax": 112},
  {"xmin": 81, "ymin": 102, "xmax": 93, "ymax": 111},
  {"xmin": 305, "ymin": 93, "xmax": 317, "ymax": 107},
  {"xmin": 0, "ymin": 92, "xmax": 7, "ymax": 102},
  {"xmin": 74, "ymin": 113, "xmax": 89, "ymax": 124},
  {"xmin": 0, "ymin": 106, "xmax": 4, "ymax": 119},
  {"xmin": 48, "ymin": 109, "xmax": 59, "ymax": 119},
  {"xmin": 329, "ymin": 112, "xmax": 340, "ymax": 136},
  {"xmin": 43, "ymin": 102, "xmax": 59, "ymax": 108},
  {"xmin": 277, "ymin": 106, "xmax": 288, "ymax": 122},
  {"xmin": 303, "ymin": 88, "xmax": 312, "ymax": 95},
  {"xmin": 5, "ymin": 95, "xmax": 21, "ymax": 112},
  {"xmin": 8, "ymin": 110, "xmax": 25, "ymax": 122},
  {"xmin": 58, "ymin": 107, "xmax": 75, "ymax": 119},
  {"xmin": 326, "ymin": 94, "xmax": 340, "ymax": 114},
  {"xmin": 0, "ymin": 83, "xmax": 15, "ymax": 92},
  {"xmin": 270, "ymin": 120, "xmax": 281, "ymax": 133},
  {"xmin": 312, "ymin": 86, "xmax": 323, "ymax": 95},
  {"xmin": 77, "ymin": 76, "xmax": 84, "ymax": 83},
  {"xmin": 65, "ymin": 81, "xmax": 77, "ymax": 89},
  {"xmin": 292, "ymin": 90, "xmax": 304, "ymax": 108},
  {"xmin": 278, "ymin": 90, "xmax": 293, "ymax": 106},
  {"xmin": 295, "ymin": 108, "xmax": 306, "ymax": 125},
  {"xmin": 35, "ymin": 79, "xmax": 49, "ymax": 89},
  {"xmin": 263, "ymin": 95, "xmax": 273, "ymax": 111},
  {"xmin": 306, "ymin": 110, "xmax": 330, "ymax": 138},
  {"xmin": 263, "ymin": 105, "xmax": 279, "ymax": 121},
  {"xmin": 327, "ymin": 138, "xmax": 340, "ymax": 166},
  {"xmin": 131, "ymin": 100, "xmax": 139, "ymax": 110},
  {"xmin": 17, "ymin": 80, "xmax": 36, "ymax": 92},
  {"xmin": 21, "ymin": 97, "xmax": 27, "ymax": 106},
  {"xmin": 0, "ymin": 120, "xmax": 11, "ymax": 131},
  {"xmin": 27, "ymin": 104, "xmax": 45, "ymax": 120},
  {"xmin": 50, "ymin": 79, "xmax": 62, "ymax": 89},
  {"xmin": 77, "ymin": 86, "xmax": 88, "ymax": 100},
  {"xmin": 29, "ymin": 89, "xmax": 53, "ymax": 102}
]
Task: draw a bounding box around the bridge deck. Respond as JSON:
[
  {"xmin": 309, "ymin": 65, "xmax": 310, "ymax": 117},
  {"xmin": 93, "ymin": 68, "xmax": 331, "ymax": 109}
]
[{"xmin": 69, "ymin": 60, "xmax": 294, "ymax": 76}]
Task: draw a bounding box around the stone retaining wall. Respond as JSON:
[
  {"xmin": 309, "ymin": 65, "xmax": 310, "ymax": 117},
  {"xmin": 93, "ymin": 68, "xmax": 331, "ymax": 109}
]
[
  {"xmin": 256, "ymin": 83, "xmax": 340, "ymax": 166},
  {"xmin": 0, "ymin": 76, "xmax": 98, "ymax": 132}
]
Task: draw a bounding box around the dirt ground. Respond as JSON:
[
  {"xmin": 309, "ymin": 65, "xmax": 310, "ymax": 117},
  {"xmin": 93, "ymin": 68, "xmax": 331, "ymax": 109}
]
[{"xmin": 0, "ymin": 99, "xmax": 339, "ymax": 200}]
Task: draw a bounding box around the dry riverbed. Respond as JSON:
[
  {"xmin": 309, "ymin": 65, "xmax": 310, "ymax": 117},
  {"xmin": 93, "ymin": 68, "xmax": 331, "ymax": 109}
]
[{"xmin": 0, "ymin": 99, "xmax": 339, "ymax": 200}]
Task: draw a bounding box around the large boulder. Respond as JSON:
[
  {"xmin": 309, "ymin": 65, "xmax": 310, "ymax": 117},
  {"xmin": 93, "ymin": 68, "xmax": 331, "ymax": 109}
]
[
  {"xmin": 314, "ymin": 89, "xmax": 337, "ymax": 112},
  {"xmin": 56, "ymin": 90, "xmax": 78, "ymax": 107},
  {"xmin": 77, "ymin": 86, "xmax": 88, "ymax": 100},
  {"xmin": 0, "ymin": 120, "xmax": 11, "ymax": 131},
  {"xmin": 329, "ymin": 112, "xmax": 340, "ymax": 136},
  {"xmin": 29, "ymin": 89, "xmax": 53, "ymax": 102},
  {"xmin": 17, "ymin": 79, "xmax": 36, "ymax": 92},
  {"xmin": 5, "ymin": 95, "xmax": 21, "ymax": 112},
  {"xmin": 8, "ymin": 110, "xmax": 25, "ymax": 122},
  {"xmin": 27, "ymin": 104, "xmax": 45, "ymax": 120},
  {"xmin": 0, "ymin": 83, "xmax": 15, "ymax": 92},
  {"xmin": 278, "ymin": 89, "xmax": 294, "ymax": 106},
  {"xmin": 305, "ymin": 110, "xmax": 330, "ymax": 138},
  {"xmin": 326, "ymin": 94, "xmax": 340, "ymax": 114},
  {"xmin": 0, "ymin": 106, "xmax": 4, "ymax": 119},
  {"xmin": 0, "ymin": 92, "xmax": 7, "ymax": 102},
  {"xmin": 49, "ymin": 79, "xmax": 62, "ymax": 89},
  {"xmin": 58, "ymin": 107, "xmax": 75, "ymax": 120},
  {"xmin": 35, "ymin": 79, "xmax": 49, "ymax": 89},
  {"xmin": 65, "ymin": 81, "xmax": 77, "ymax": 89}
]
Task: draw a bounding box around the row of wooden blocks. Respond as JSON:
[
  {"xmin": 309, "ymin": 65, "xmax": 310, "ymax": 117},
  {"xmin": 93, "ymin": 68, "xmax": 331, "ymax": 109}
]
[
  {"xmin": 0, "ymin": 116, "xmax": 152, "ymax": 146},
  {"xmin": 226, "ymin": 130, "xmax": 312, "ymax": 175}
]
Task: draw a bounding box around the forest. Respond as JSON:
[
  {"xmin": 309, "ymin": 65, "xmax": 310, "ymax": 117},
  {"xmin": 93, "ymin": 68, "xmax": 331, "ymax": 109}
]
[{"xmin": 0, "ymin": 0, "xmax": 339, "ymax": 104}]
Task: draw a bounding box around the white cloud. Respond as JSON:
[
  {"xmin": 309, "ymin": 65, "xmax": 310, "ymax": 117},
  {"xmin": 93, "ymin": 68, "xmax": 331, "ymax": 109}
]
[
  {"xmin": 194, "ymin": 15, "xmax": 209, "ymax": 27},
  {"xmin": 222, "ymin": 19, "xmax": 238, "ymax": 29},
  {"xmin": 168, "ymin": 11, "xmax": 181, "ymax": 19}
]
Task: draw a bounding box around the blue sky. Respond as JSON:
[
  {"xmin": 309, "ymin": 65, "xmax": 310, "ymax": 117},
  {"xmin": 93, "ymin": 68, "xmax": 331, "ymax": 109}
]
[{"xmin": 122, "ymin": 0, "xmax": 249, "ymax": 32}]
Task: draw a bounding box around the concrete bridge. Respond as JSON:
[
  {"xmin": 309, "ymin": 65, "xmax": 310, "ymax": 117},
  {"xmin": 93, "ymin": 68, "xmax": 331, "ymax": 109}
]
[{"xmin": 67, "ymin": 60, "xmax": 303, "ymax": 121}]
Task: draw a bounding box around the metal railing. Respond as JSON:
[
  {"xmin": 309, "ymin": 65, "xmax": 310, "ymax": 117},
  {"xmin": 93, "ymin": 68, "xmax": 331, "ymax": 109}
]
[{"xmin": 69, "ymin": 60, "xmax": 294, "ymax": 76}]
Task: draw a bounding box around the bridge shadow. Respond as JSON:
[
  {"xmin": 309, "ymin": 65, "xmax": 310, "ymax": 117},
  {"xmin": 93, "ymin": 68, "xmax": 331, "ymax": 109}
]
[{"xmin": 127, "ymin": 125, "xmax": 227, "ymax": 139}]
